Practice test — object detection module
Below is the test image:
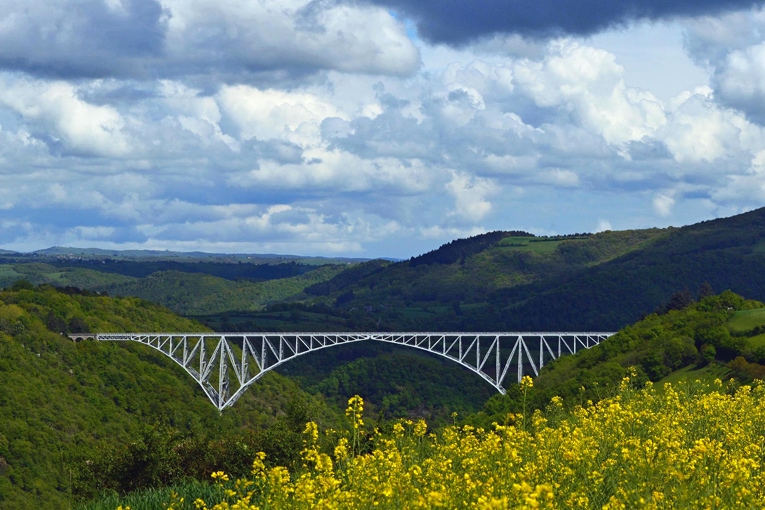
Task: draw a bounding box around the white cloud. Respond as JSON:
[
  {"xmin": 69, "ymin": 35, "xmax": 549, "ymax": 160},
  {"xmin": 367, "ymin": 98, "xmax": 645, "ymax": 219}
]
[
  {"xmin": 218, "ymin": 85, "xmax": 347, "ymax": 145},
  {"xmin": 712, "ymin": 150, "xmax": 765, "ymax": 203},
  {"xmin": 0, "ymin": 0, "xmax": 420, "ymax": 80},
  {"xmin": 232, "ymin": 151, "xmax": 436, "ymax": 195},
  {"xmin": 659, "ymin": 89, "xmax": 748, "ymax": 163},
  {"xmin": 162, "ymin": 0, "xmax": 420, "ymax": 77},
  {"xmin": 513, "ymin": 40, "xmax": 666, "ymax": 145},
  {"xmin": 682, "ymin": 7, "xmax": 765, "ymax": 124},
  {"xmin": 445, "ymin": 171, "xmax": 495, "ymax": 222},
  {"xmin": 595, "ymin": 219, "xmax": 613, "ymax": 232},
  {"xmin": 653, "ymin": 192, "xmax": 676, "ymax": 217},
  {"xmin": 536, "ymin": 168, "xmax": 580, "ymax": 187},
  {"xmin": 0, "ymin": 75, "xmax": 130, "ymax": 156}
]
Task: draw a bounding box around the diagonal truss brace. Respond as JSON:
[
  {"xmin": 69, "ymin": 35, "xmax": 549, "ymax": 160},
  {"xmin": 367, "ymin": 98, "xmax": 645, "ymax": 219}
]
[{"xmin": 97, "ymin": 331, "xmax": 615, "ymax": 411}]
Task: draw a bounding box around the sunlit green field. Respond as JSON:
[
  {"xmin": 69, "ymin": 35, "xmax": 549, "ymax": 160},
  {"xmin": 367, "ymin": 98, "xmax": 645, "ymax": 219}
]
[
  {"xmin": 727, "ymin": 307, "xmax": 765, "ymax": 334},
  {"xmin": 657, "ymin": 363, "xmax": 732, "ymax": 387},
  {"xmin": 498, "ymin": 236, "xmax": 565, "ymax": 254}
]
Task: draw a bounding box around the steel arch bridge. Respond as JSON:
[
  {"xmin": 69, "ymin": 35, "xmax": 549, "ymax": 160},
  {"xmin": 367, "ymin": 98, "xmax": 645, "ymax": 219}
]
[{"xmin": 97, "ymin": 331, "xmax": 615, "ymax": 410}]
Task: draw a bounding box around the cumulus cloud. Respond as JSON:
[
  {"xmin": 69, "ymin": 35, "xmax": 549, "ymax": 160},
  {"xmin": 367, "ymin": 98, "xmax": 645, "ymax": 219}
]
[
  {"xmin": 682, "ymin": 7, "xmax": 765, "ymax": 125},
  {"xmin": 445, "ymin": 171, "xmax": 495, "ymax": 222},
  {"xmin": 653, "ymin": 192, "xmax": 676, "ymax": 216},
  {"xmin": 217, "ymin": 85, "xmax": 347, "ymax": 144},
  {"xmin": 596, "ymin": 219, "xmax": 613, "ymax": 232},
  {"xmin": 0, "ymin": 0, "xmax": 420, "ymax": 80},
  {"xmin": 713, "ymin": 150, "xmax": 765, "ymax": 203},
  {"xmin": 0, "ymin": 0, "xmax": 167, "ymax": 78},
  {"xmin": 0, "ymin": 75, "xmax": 130, "ymax": 156},
  {"xmin": 712, "ymin": 43, "xmax": 765, "ymax": 124},
  {"xmin": 512, "ymin": 41, "xmax": 666, "ymax": 145}
]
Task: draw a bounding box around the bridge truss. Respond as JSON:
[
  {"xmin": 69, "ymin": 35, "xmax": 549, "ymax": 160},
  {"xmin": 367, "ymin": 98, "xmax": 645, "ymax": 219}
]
[{"xmin": 97, "ymin": 332, "xmax": 615, "ymax": 410}]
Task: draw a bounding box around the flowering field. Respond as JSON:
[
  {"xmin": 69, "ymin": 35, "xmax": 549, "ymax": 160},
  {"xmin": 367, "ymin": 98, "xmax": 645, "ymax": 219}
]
[{"xmin": 118, "ymin": 375, "xmax": 765, "ymax": 510}]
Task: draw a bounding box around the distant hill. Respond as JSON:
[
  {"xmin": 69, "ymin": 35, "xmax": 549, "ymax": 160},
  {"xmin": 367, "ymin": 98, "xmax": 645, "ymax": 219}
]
[
  {"xmin": 0, "ymin": 259, "xmax": 352, "ymax": 316},
  {"xmin": 290, "ymin": 208, "xmax": 765, "ymax": 332},
  {"xmin": 101, "ymin": 266, "xmax": 347, "ymax": 315},
  {"xmin": 30, "ymin": 246, "xmax": 369, "ymax": 264},
  {"xmin": 6, "ymin": 209, "xmax": 765, "ymax": 334}
]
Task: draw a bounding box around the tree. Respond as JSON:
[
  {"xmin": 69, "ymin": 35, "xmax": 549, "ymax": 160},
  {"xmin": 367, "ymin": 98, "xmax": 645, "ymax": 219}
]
[{"xmin": 698, "ymin": 281, "xmax": 715, "ymax": 300}]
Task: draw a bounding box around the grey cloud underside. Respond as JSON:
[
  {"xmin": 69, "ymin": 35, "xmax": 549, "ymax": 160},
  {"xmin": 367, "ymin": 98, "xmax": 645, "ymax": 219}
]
[
  {"xmin": 369, "ymin": 0, "xmax": 765, "ymax": 43},
  {"xmin": 0, "ymin": 0, "xmax": 420, "ymax": 80},
  {"xmin": 0, "ymin": 0, "xmax": 167, "ymax": 79}
]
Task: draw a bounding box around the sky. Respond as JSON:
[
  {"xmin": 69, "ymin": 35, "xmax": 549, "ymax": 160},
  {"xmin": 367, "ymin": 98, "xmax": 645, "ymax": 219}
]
[{"xmin": 2, "ymin": 0, "xmax": 765, "ymax": 258}]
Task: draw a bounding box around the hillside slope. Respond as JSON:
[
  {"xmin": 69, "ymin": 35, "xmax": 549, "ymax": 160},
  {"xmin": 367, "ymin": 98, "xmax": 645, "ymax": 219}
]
[
  {"xmin": 293, "ymin": 208, "xmax": 765, "ymax": 332},
  {"xmin": 0, "ymin": 284, "xmax": 337, "ymax": 509}
]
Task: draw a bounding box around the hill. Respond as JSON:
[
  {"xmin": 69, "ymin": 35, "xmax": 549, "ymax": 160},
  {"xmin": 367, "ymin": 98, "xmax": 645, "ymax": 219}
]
[
  {"xmin": 0, "ymin": 284, "xmax": 340, "ymax": 509},
  {"xmin": 98, "ymin": 265, "xmax": 347, "ymax": 315},
  {"xmin": 289, "ymin": 208, "xmax": 765, "ymax": 332},
  {"xmin": 29, "ymin": 246, "xmax": 367, "ymax": 264},
  {"xmin": 0, "ymin": 262, "xmax": 348, "ymax": 316}
]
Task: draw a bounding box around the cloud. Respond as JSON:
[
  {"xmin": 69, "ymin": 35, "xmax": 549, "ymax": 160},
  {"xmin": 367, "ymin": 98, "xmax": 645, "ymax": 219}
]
[
  {"xmin": 217, "ymin": 85, "xmax": 347, "ymax": 144},
  {"xmin": 596, "ymin": 219, "xmax": 613, "ymax": 232},
  {"xmin": 0, "ymin": 0, "xmax": 167, "ymax": 78},
  {"xmin": 445, "ymin": 171, "xmax": 495, "ymax": 222},
  {"xmin": 712, "ymin": 150, "xmax": 765, "ymax": 203},
  {"xmin": 0, "ymin": 75, "xmax": 130, "ymax": 156},
  {"xmin": 653, "ymin": 192, "xmax": 676, "ymax": 216},
  {"xmin": 0, "ymin": 0, "xmax": 419, "ymax": 81},
  {"xmin": 367, "ymin": 0, "xmax": 763, "ymax": 44},
  {"xmin": 712, "ymin": 43, "xmax": 765, "ymax": 124},
  {"xmin": 3, "ymin": 10, "xmax": 765, "ymax": 258},
  {"xmin": 512, "ymin": 40, "xmax": 666, "ymax": 145},
  {"xmin": 682, "ymin": 8, "xmax": 765, "ymax": 125}
]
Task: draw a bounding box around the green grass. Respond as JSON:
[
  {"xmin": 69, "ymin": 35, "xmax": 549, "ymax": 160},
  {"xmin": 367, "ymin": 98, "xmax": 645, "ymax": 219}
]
[
  {"xmin": 657, "ymin": 363, "xmax": 732, "ymax": 389},
  {"xmin": 497, "ymin": 236, "xmax": 563, "ymax": 254},
  {"xmin": 76, "ymin": 479, "xmax": 220, "ymax": 510},
  {"xmin": 749, "ymin": 333, "xmax": 765, "ymax": 348},
  {"xmin": 750, "ymin": 238, "xmax": 765, "ymax": 254},
  {"xmin": 498, "ymin": 236, "xmax": 536, "ymax": 247},
  {"xmin": 727, "ymin": 307, "xmax": 765, "ymax": 334}
]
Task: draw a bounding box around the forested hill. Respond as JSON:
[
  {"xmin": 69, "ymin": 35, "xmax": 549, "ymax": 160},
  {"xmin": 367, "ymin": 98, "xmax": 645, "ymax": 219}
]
[
  {"xmin": 0, "ymin": 283, "xmax": 339, "ymax": 509},
  {"xmin": 295, "ymin": 207, "xmax": 765, "ymax": 331}
]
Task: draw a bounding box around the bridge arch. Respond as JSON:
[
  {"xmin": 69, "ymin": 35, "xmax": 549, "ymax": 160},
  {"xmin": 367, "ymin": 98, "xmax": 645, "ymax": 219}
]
[{"xmin": 97, "ymin": 332, "xmax": 615, "ymax": 410}]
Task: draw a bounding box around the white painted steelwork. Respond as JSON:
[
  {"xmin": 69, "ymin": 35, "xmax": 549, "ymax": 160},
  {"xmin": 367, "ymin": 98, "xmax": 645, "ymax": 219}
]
[{"xmin": 97, "ymin": 332, "xmax": 616, "ymax": 410}]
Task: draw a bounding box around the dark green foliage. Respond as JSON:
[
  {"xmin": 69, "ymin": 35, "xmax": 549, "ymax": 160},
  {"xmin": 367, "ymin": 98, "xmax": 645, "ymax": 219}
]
[
  {"xmin": 0, "ymin": 261, "xmax": 346, "ymax": 317},
  {"xmin": 72, "ymin": 398, "xmax": 313, "ymax": 499},
  {"xmin": 98, "ymin": 266, "xmax": 345, "ymax": 315},
  {"xmin": 409, "ymin": 231, "xmax": 516, "ymax": 266},
  {"xmin": 305, "ymin": 259, "xmax": 390, "ymax": 296},
  {"xmin": 10, "ymin": 279, "xmax": 34, "ymax": 291},
  {"xmin": 655, "ymin": 289, "xmax": 696, "ymax": 315}
]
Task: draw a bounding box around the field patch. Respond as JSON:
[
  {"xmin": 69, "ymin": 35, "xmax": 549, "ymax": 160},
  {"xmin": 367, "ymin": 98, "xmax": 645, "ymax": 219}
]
[{"xmin": 728, "ymin": 307, "xmax": 765, "ymax": 334}]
